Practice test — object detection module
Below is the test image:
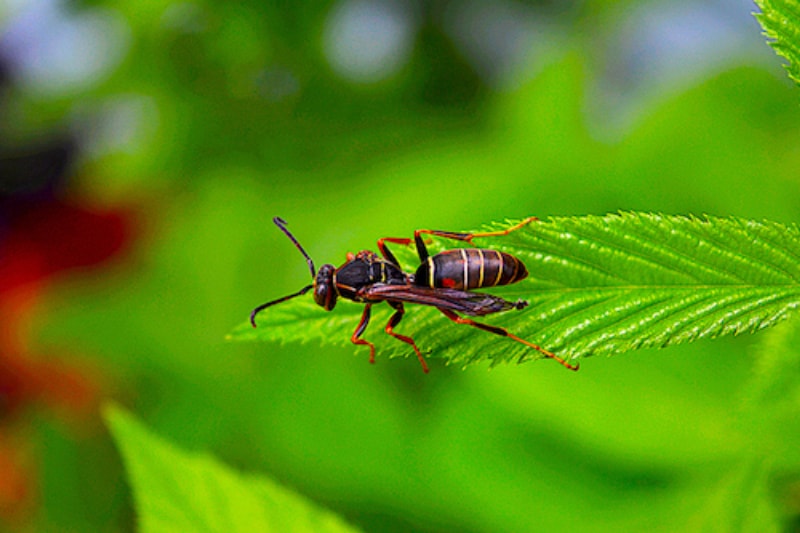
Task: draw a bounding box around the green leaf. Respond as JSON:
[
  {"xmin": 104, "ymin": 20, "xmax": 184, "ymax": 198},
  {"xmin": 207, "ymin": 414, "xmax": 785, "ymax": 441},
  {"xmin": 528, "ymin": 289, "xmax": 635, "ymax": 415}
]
[
  {"xmin": 104, "ymin": 404, "xmax": 361, "ymax": 533},
  {"xmin": 755, "ymin": 0, "xmax": 800, "ymax": 86},
  {"xmin": 230, "ymin": 213, "xmax": 800, "ymax": 369}
]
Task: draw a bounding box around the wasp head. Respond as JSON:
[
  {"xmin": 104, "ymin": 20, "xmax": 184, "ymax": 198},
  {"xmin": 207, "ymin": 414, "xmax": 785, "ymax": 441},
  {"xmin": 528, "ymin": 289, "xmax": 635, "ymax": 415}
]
[{"xmin": 313, "ymin": 263, "xmax": 337, "ymax": 311}]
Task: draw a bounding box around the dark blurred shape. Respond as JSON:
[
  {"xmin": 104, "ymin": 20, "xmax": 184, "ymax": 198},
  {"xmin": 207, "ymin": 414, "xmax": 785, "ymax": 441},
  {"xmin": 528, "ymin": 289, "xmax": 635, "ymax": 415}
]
[
  {"xmin": 1, "ymin": 199, "xmax": 131, "ymax": 285},
  {"xmin": 0, "ymin": 358, "xmax": 27, "ymax": 421},
  {"xmin": 0, "ymin": 137, "xmax": 75, "ymax": 205},
  {"xmin": 0, "ymin": 54, "xmax": 9, "ymax": 94},
  {"xmin": 0, "ymin": 49, "xmax": 135, "ymax": 523},
  {"xmin": 0, "ymin": 133, "xmax": 132, "ymax": 422}
]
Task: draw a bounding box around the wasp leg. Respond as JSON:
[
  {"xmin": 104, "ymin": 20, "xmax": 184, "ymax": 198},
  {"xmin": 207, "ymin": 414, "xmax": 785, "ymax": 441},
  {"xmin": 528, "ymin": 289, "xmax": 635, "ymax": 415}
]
[
  {"xmin": 384, "ymin": 302, "xmax": 429, "ymax": 373},
  {"xmin": 351, "ymin": 304, "xmax": 376, "ymax": 364},
  {"xmin": 376, "ymin": 237, "xmax": 412, "ymax": 267},
  {"xmin": 414, "ymin": 216, "xmax": 538, "ymax": 248},
  {"xmin": 437, "ymin": 308, "xmax": 578, "ymax": 371}
]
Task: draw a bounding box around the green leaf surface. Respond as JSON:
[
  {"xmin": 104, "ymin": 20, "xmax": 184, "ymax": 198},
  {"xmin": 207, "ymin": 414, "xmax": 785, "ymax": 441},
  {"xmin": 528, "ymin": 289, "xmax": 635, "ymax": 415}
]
[
  {"xmin": 104, "ymin": 405, "xmax": 361, "ymax": 533},
  {"xmin": 755, "ymin": 0, "xmax": 800, "ymax": 86},
  {"xmin": 230, "ymin": 213, "xmax": 800, "ymax": 369}
]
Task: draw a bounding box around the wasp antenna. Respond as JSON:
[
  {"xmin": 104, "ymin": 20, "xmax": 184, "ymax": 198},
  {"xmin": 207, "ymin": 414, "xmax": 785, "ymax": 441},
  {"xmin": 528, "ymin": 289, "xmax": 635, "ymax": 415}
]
[
  {"xmin": 273, "ymin": 217, "xmax": 316, "ymax": 278},
  {"xmin": 250, "ymin": 284, "xmax": 313, "ymax": 327}
]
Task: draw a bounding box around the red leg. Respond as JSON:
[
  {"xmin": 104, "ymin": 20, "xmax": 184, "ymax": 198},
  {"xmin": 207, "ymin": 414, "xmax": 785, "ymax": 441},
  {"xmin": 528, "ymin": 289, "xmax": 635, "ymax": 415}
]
[
  {"xmin": 351, "ymin": 304, "xmax": 376, "ymax": 364},
  {"xmin": 415, "ymin": 216, "xmax": 539, "ymax": 246},
  {"xmin": 438, "ymin": 308, "xmax": 578, "ymax": 371},
  {"xmin": 408, "ymin": 216, "xmax": 538, "ymax": 263},
  {"xmin": 385, "ymin": 302, "xmax": 429, "ymax": 373}
]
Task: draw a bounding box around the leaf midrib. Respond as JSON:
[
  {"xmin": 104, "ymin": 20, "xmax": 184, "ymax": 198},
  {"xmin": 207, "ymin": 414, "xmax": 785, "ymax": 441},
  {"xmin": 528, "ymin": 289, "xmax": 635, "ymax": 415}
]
[{"xmin": 500, "ymin": 283, "xmax": 800, "ymax": 296}]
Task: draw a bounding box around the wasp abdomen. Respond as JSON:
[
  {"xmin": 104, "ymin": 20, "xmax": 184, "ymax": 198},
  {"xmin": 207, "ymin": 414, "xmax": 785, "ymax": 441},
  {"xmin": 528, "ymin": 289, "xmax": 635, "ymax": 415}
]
[{"xmin": 414, "ymin": 249, "xmax": 528, "ymax": 290}]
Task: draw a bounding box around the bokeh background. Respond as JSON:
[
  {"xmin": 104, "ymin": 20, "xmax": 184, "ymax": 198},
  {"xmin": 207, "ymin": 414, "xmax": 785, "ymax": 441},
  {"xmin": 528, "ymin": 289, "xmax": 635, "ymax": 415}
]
[{"xmin": 1, "ymin": 0, "xmax": 799, "ymax": 531}]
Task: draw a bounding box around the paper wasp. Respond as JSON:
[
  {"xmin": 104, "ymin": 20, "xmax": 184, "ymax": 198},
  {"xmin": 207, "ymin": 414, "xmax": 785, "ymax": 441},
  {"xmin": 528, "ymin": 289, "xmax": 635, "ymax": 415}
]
[{"xmin": 250, "ymin": 217, "xmax": 578, "ymax": 373}]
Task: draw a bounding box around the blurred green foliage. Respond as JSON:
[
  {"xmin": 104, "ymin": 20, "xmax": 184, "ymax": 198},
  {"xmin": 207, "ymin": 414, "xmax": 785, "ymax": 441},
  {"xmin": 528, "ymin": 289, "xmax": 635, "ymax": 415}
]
[
  {"xmin": 2, "ymin": 0, "xmax": 799, "ymax": 531},
  {"xmin": 106, "ymin": 405, "xmax": 362, "ymax": 533}
]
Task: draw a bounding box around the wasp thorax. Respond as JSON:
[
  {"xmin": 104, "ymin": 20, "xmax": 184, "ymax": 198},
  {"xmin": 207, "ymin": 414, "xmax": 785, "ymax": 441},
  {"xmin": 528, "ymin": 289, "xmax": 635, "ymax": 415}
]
[{"xmin": 314, "ymin": 264, "xmax": 337, "ymax": 310}]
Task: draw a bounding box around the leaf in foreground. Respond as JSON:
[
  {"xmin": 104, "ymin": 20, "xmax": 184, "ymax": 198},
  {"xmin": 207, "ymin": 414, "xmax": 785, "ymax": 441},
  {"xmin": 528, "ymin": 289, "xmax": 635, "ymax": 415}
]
[
  {"xmin": 104, "ymin": 404, "xmax": 360, "ymax": 533},
  {"xmin": 231, "ymin": 213, "xmax": 800, "ymax": 368},
  {"xmin": 755, "ymin": 0, "xmax": 800, "ymax": 86}
]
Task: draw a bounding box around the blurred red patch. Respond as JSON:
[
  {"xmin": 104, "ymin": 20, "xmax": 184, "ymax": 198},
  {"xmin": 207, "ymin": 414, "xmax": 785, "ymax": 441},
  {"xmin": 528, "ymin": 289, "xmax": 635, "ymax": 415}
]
[
  {"xmin": 0, "ymin": 194, "xmax": 137, "ymax": 521},
  {"xmin": 0, "ymin": 200, "xmax": 132, "ymax": 290}
]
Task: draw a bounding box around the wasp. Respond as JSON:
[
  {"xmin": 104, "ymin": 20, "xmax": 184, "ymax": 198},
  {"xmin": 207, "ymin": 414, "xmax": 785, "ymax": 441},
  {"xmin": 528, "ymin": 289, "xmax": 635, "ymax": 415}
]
[{"xmin": 250, "ymin": 217, "xmax": 578, "ymax": 373}]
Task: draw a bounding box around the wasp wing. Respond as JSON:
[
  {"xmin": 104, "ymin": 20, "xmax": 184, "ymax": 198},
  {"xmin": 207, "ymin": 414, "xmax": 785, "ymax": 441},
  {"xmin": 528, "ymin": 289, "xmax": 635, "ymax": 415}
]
[{"xmin": 360, "ymin": 284, "xmax": 525, "ymax": 316}]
